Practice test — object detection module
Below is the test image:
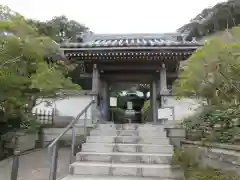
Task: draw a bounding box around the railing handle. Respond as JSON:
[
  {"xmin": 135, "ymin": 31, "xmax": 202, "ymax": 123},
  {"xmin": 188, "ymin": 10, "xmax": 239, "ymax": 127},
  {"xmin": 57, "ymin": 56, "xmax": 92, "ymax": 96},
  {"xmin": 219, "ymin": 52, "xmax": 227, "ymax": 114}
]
[
  {"xmin": 47, "ymin": 100, "xmax": 96, "ymax": 180},
  {"xmin": 70, "ymin": 126, "xmax": 76, "ymax": 164},
  {"xmin": 11, "ymin": 150, "xmax": 20, "ymax": 180},
  {"xmin": 84, "ymin": 111, "xmax": 87, "ymax": 139},
  {"xmin": 49, "ymin": 142, "xmax": 59, "ymax": 180}
]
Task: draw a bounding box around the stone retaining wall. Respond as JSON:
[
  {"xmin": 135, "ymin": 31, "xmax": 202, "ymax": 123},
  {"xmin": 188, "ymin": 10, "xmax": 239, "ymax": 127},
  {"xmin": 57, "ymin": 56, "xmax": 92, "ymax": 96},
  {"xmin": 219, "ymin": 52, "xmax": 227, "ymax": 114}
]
[
  {"xmin": 164, "ymin": 121, "xmax": 186, "ymax": 148},
  {"xmin": 181, "ymin": 140, "xmax": 240, "ymax": 175}
]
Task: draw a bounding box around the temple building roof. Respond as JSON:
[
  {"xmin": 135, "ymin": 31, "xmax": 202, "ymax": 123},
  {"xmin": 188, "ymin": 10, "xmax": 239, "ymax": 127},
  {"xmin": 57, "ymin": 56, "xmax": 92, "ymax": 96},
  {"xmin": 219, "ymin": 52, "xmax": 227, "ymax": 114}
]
[{"xmin": 61, "ymin": 33, "xmax": 201, "ymax": 49}]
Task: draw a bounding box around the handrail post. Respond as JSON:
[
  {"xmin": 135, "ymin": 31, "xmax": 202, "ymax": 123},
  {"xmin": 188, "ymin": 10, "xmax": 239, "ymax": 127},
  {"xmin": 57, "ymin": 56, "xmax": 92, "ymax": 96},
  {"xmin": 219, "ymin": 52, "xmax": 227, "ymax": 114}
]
[
  {"xmin": 49, "ymin": 142, "xmax": 59, "ymax": 180},
  {"xmin": 70, "ymin": 126, "xmax": 76, "ymax": 164},
  {"xmin": 84, "ymin": 111, "xmax": 87, "ymax": 139},
  {"xmin": 11, "ymin": 150, "xmax": 20, "ymax": 180},
  {"xmin": 172, "ymin": 107, "xmax": 175, "ymax": 121}
]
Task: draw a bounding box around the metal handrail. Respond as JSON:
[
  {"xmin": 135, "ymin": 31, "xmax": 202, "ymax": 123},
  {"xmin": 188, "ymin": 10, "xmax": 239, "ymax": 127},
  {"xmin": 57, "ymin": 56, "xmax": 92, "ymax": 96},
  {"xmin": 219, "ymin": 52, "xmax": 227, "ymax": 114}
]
[
  {"xmin": 11, "ymin": 150, "xmax": 20, "ymax": 180},
  {"xmin": 48, "ymin": 99, "xmax": 95, "ymax": 180}
]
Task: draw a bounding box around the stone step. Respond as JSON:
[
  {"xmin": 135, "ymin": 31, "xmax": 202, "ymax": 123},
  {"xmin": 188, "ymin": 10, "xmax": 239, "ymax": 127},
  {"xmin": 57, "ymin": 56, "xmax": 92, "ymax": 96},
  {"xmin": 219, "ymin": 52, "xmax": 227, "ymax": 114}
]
[
  {"xmin": 70, "ymin": 162, "xmax": 183, "ymax": 178},
  {"xmin": 96, "ymin": 124, "xmax": 166, "ymax": 131},
  {"xmin": 90, "ymin": 130, "xmax": 134, "ymax": 136},
  {"xmin": 62, "ymin": 175, "xmax": 167, "ymax": 180},
  {"xmin": 90, "ymin": 130, "xmax": 166, "ymax": 137},
  {"xmin": 86, "ymin": 136, "xmax": 170, "ymax": 145},
  {"xmin": 119, "ymin": 124, "xmax": 165, "ymax": 131},
  {"xmin": 87, "ymin": 136, "xmax": 115, "ymax": 143},
  {"xmin": 98, "ymin": 124, "xmax": 117, "ymax": 130},
  {"xmin": 120, "ymin": 124, "xmax": 138, "ymax": 130},
  {"xmin": 138, "ymin": 125, "xmax": 165, "ymax": 130},
  {"xmin": 94, "ymin": 127, "xmax": 166, "ymax": 131},
  {"xmin": 82, "ymin": 143, "xmax": 173, "ymax": 153},
  {"xmin": 76, "ymin": 152, "xmax": 172, "ymax": 164},
  {"xmin": 138, "ymin": 131, "xmax": 166, "ymax": 137}
]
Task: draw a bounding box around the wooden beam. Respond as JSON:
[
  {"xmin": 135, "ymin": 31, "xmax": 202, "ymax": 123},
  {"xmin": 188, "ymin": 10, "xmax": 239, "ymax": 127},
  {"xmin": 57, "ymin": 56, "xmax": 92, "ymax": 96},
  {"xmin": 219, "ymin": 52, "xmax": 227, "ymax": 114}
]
[
  {"xmin": 99, "ymin": 64, "xmax": 161, "ymax": 71},
  {"xmin": 100, "ymin": 72, "xmax": 179, "ymax": 78},
  {"xmin": 101, "ymin": 73, "xmax": 153, "ymax": 80},
  {"xmin": 75, "ymin": 72, "xmax": 179, "ymax": 79},
  {"xmin": 107, "ymin": 78, "xmax": 152, "ymax": 83},
  {"xmin": 106, "ymin": 78, "xmax": 176, "ymax": 84},
  {"xmin": 100, "ymin": 72, "xmax": 179, "ymax": 83}
]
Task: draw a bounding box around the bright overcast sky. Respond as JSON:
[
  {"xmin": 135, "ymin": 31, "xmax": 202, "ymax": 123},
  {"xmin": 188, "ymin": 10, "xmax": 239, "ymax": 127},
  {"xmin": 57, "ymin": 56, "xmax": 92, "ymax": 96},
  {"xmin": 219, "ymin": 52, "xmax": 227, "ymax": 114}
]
[{"xmin": 0, "ymin": 0, "xmax": 225, "ymax": 34}]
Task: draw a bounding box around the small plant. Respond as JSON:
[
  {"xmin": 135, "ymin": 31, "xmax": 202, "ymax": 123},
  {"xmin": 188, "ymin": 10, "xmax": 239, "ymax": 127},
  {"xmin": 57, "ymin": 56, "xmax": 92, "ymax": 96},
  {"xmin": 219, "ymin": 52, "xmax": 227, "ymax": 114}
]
[
  {"xmin": 200, "ymin": 105, "xmax": 240, "ymax": 143},
  {"xmin": 172, "ymin": 148, "xmax": 200, "ymax": 176},
  {"xmin": 20, "ymin": 116, "xmax": 41, "ymax": 133},
  {"xmin": 143, "ymin": 100, "xmax": 150, "ymax": 113},
  {"xmin": 142, "ymin": 100, "xmax": 150, "ymax": 122}
]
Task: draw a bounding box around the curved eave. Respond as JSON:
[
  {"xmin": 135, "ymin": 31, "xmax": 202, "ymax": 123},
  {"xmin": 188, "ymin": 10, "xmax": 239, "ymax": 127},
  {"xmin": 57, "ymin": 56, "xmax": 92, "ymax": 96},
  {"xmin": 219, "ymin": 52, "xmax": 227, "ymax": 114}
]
[
  {"xmin": 63, "ymin": 45, "xmax": 201, "ymax": 60},
  {"xmin": 64, "ymin": 51, "xmax": 195, "ymax": 62},
  {"xmin": 61, "ymin": 45, "xmax": 202, "ymax": 52}
]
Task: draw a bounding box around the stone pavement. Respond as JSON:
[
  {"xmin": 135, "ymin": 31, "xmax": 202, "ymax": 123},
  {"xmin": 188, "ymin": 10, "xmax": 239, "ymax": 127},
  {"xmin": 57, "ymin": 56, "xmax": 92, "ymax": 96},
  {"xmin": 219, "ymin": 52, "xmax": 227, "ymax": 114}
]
[{"xmin": 0, "ymin": 148, "xmax": 70, "ymax": 180}]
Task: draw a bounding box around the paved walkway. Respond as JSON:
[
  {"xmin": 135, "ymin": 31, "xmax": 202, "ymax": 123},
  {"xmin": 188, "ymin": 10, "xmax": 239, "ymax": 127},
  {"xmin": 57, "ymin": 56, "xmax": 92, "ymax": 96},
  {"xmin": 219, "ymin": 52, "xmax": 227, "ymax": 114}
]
[{"xmin": 0, "ymin": 148, "xmax": 70, "ymax": 180}]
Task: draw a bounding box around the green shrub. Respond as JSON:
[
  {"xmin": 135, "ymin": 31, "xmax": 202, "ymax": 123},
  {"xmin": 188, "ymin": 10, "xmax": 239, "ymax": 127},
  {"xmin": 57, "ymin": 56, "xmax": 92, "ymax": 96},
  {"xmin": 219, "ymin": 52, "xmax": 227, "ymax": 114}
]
[
  {"xmin": 143, "ymin": 100, "xmax": 150, "ymax": 113},
  {"xmin": 172, "ymin": 148, "xmax": 200, "ymax": 175},
  {"xmin": 20, "ymin": 116, "xmax": 41, "ymax": 133},
  {"xmin": 142, "ymin": 100, "xmax": 150, "ymax": 122},
  {"xmin": 182, "ymin": 106, "xmax": 212, "ymax": 131},
  {"xmin": 182, "ymin": 104, "xmax": 240, "ymax": 143},
  {"xmin": 187, "ymin": 168, "xmax": 239, "ymax": 180},
  {"xmin": 172, "ymin": 148, "xmax": 239, "ymax": 180},
  {"xmin": 201, "ymin": 105, "xmax": 240, "ymax": 143}
]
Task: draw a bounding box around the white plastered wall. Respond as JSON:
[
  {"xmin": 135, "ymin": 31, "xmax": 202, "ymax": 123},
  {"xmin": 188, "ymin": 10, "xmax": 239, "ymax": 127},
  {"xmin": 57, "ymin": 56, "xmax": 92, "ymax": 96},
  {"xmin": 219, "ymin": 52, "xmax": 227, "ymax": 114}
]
[{"xmin": 159, "ymin": 96, "xmax": 203, "ymax": 120}]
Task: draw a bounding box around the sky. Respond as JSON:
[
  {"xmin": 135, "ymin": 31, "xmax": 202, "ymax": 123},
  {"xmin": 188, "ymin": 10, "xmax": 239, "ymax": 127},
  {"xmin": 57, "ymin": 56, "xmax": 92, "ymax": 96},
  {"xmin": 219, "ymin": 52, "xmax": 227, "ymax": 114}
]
[{"xmin": 0, "ymin": 0, "xmax": 225, "ymax": 34}]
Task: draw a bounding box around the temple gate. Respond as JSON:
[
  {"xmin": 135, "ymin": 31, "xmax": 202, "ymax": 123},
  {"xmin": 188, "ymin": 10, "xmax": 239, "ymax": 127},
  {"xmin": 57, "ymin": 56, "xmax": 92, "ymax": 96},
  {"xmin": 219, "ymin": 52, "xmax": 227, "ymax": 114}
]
[{"xmin": 61, "ymin": 33, "xmax": 200, "ymax": 123}]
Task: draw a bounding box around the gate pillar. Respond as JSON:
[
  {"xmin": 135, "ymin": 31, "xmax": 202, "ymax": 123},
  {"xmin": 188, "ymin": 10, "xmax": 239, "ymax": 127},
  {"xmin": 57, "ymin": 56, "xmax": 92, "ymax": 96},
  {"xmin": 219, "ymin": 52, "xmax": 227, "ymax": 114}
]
[
  {"xmin": 92, "ymin": 64, "xmax": 99, "ymax": 103},
  {"xmin": 102, "ymin": 80, "xmax": 109, "ymax": 121},
  {"xmin": 150, "ymin": 80, "xmax": 158, "ymax": 123},
  {"xmin": 160, "ymin": 63, "xmax": 168, "ymax": 94},
  {"xmin": 91, "ymin": 64, "xmax": 100, "ymax": 122}
]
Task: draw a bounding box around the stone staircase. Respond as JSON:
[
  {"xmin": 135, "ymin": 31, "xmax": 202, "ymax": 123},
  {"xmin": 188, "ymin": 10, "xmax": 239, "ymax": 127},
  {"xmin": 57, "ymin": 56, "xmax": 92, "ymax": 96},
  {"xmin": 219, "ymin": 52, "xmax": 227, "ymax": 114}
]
[{"xmin": 62, "ymin": 123, "xmax": 183, "ymax": 180}]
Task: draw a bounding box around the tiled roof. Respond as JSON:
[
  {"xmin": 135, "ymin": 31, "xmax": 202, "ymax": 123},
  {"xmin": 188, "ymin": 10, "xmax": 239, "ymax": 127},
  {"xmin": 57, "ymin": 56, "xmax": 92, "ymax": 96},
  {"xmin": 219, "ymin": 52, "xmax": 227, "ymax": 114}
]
[{"xmin": 61, "ymin": 33, "xmax": 201, "ymax": 49}]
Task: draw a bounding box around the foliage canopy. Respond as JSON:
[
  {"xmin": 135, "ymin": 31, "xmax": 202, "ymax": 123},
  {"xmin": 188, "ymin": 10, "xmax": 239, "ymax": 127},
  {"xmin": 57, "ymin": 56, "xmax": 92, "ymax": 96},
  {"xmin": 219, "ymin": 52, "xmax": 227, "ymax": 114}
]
[
  {"xmin": 179, "ymin": 0, "xmax": 240, "ymax": 40},
  {"xmin": 0, "ymin": 5, "xmax": 79, "ymax": 121},
  {"xmin": 173, "ymin": 26, "xmax": 240, "ymax": 105}
]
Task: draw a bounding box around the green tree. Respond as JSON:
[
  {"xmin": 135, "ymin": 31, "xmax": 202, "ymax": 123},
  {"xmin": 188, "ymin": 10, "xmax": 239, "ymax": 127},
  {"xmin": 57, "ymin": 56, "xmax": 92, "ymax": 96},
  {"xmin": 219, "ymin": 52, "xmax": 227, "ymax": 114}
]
[
  {"xmin": 179, "ymin": 0, "xmax": 240, "ymax": 40},
  {"xmin": 173, "ymin": 26, "xmax": 240, "ymax": 105},
  {"xmin": 27, "ymin": 15, "xmax": 89, "ymax": 43},
  {"xmin": 0, "ymin": 7, "xmax": 79, "ymax": 120}
]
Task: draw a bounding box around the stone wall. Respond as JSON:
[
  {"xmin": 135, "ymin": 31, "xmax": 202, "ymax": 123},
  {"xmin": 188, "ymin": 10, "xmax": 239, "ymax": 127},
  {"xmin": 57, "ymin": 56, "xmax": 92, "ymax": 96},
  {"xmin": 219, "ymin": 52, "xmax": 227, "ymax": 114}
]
[
  {"xmin": 181, "ymin": 140, "xmax": 240, "ymax": 175},
  {"xmin": 164, "ymin": 121, "xmax": 186, "ymax": 148}
]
